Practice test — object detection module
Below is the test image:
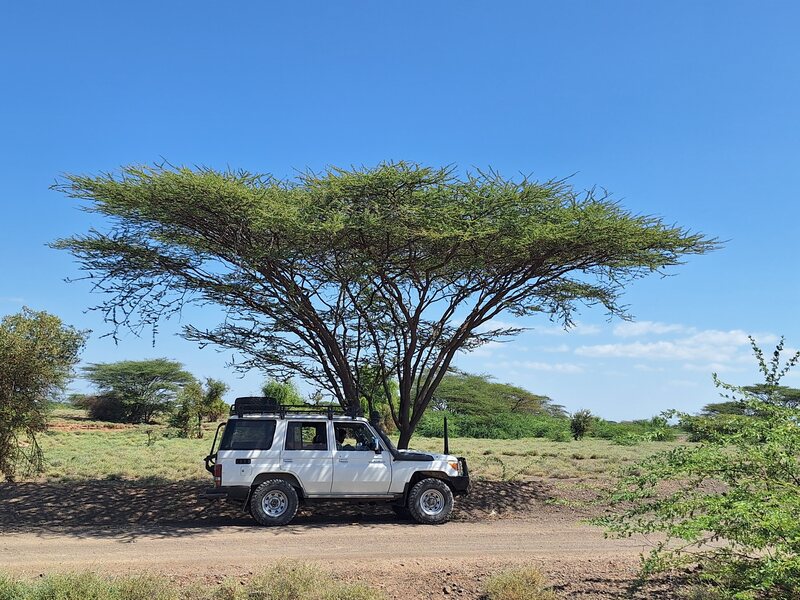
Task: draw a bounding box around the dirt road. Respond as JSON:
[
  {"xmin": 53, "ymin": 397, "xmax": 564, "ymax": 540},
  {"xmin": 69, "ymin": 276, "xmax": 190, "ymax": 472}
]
[
  {"xmin": 0, "ymin": 479, "xmax": 666, "ymax": 598},
  {"xmin": 0, "ymin": 518, "xmax": 652, "ymax": 572}
]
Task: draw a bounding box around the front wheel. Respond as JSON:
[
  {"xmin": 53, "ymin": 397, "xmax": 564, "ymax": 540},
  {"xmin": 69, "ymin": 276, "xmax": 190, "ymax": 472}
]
[
  {"xmin": 249, "ymin": 479, "xmax": 299, "ymax": 526},
  {"xmin": 407, "ymin": 478, "xmax": 454, "ymax": 525}
]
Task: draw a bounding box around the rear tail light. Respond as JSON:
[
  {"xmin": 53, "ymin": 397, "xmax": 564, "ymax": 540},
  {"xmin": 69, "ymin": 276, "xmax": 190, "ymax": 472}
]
[{"xmin": 213, "ymin": 463, "xmax": 222, "ymax": 487}]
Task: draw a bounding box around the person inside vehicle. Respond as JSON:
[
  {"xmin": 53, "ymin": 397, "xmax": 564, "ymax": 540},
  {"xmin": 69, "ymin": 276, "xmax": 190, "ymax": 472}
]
[{"xmin": 335, "ymin": 426, "xmax": 355, "ymax": 450}]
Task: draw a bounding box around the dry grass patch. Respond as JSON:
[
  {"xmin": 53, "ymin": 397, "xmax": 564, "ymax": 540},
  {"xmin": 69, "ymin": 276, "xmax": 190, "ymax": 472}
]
[
  {"xmin": 484, "ymin": 567, "xmax": 559, "ymax": 600},
  {"xmin": 0, "ymin": 565, "xmax": 384, "ymax": 600}
]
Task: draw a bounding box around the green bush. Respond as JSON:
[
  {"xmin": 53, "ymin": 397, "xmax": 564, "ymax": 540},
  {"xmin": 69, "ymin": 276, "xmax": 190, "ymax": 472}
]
[
  {"xmin": 597, "ymin": 337, "xmax": 800, "ymax": 598},
  {"xmin": 569, "ymin": 409, "xmax": 592, "ymax": 440},
  {"xmin": 415, "ymin": 410, "xmax": 568, "ymax": 440}
]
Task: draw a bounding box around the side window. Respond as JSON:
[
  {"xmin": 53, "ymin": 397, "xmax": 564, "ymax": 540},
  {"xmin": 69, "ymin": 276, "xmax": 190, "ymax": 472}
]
[
  {"xmin": 285, "ymin": 422, "xmax": 328, "ymax": 451},
  {"xmin": 333, "ymin": 423, "xmax": 375, "ymax": 452},
  {"xmin": 219, "ymin": 419, "xmax": 276, "ymax": 450}
]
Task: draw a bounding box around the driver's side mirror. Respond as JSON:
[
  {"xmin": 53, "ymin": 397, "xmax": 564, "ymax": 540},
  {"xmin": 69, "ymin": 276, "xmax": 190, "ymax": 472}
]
[{"xmin": 371, "ymin": 437, "xmax": 382, "ymax": 453}]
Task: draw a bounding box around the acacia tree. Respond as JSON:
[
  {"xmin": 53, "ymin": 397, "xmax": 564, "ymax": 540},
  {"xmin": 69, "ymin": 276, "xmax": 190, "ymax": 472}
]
[
  {"xmin": 0, "ymin": 308, "xmax": 86, "ymax": 479},
  {"xmin": 82, "ymin": 359, "xmax": 194, "ymax": 423},
  {"xmin": 54, "ymin": 162, "xmax": 716, "ymax": 448},
  {"xmin": 430, "ymin": 371, "xmax": 564, "ymax": 417}
]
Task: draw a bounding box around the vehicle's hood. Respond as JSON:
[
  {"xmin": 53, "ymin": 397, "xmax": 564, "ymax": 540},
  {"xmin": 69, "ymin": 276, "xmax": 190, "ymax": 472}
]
[
  {"xmin": 393, "ymin": 449, "xmax": 435, "ymax": 461},
  {"xmin": 396, "ymin": 450, "xmax": 456, "ymax": 463}
]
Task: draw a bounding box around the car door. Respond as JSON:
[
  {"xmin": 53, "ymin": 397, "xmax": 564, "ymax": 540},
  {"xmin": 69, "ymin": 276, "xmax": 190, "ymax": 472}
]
[
  {"xmin": 216, "ymin": 418, "xmax": 278, "ymax": 486},
  {"xmin": 331, "ymin": 422, "xmax": 392, "ymax": 494},
  {"xmin": 281, "ymin": 420, "xmax": 333, "ymax": 495}
]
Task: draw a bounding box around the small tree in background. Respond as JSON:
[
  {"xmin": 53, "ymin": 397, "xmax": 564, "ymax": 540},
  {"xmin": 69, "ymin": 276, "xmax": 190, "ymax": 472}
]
[
  {"xmin": 82, "ymin": 359, "xmax": 194, "ymax": 423},
  {"xmin": 569, "ymin": 409, "xmax": 592, "ymax": 440},
  {"xmin": 597, "ymin": 337, "xmax": 800, "ymax": 598},
  {"xmin": 200, "ymin": 378, "xmax": 229, "ymax": 421},
  {"xmin": 170, "ymin": 381, "xmax": 204, "ymax": 438},
  {"xmin": 262, "ymin": 379, "xmax": 304, "ymax": 406},
  {"xmin": 0, "ymin": 308, "xmax": 86, "ymax": 479}
]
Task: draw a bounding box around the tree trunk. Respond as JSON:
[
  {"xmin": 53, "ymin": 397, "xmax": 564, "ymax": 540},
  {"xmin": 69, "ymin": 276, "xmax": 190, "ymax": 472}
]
[{"xmin": 397, "ymin": 428, "xmax": 412, "ymax": 450}]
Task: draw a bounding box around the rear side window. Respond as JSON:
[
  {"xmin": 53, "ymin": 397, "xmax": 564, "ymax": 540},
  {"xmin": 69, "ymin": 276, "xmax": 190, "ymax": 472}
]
[
  {"xmin": 219, "ymin": 419, "xmax": 276, "ymax": 450},
  {"xmin": 285, "ymin": 422, "xmax": 328, "ymax": 451}
]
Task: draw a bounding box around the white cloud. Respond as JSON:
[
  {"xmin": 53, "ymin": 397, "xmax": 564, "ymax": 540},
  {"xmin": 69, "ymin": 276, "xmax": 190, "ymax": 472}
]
[
  {"xmin": 466, "ymin": 340, "xmax": 504, "ymax": 357},
  {"xmin": 475, "ymin": 319, "xmax": 521, "ymax": 333},
  {"xmin": 537, "ymin": 321, "xmax": 601, "ymax": 336},
  {"xmin": 541, "ymin": 343, "xmax": 570, "ymax": 353},
  {"xmin": 613, "ymin": 321, "xmax": 688, "ymax": 338},
  {"xmin": 575, "ymin": 329, "xmax": 779, "ymax": 373},
  {"xmin": 517, "ymin": 360, "xmax": 584, "ymax": 374}
]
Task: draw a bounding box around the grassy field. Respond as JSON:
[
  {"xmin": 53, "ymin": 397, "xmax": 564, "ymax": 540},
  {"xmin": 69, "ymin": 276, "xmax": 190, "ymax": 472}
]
[{"xmin": 34, "ymin": 408, "xmax": 684, "ymax": 484}]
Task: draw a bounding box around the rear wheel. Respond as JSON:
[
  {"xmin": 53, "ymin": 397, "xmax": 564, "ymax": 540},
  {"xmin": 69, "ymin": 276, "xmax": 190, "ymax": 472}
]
[
  {"xmin": 407, "ymin": 478, "xmax": 454, "ymax": 525},
  {"xmin": 249, "ymin": 479, "xmax": 299, "ymax": 526}
]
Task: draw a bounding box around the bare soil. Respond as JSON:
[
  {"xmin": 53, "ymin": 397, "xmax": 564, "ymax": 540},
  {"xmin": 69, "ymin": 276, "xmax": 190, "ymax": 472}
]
[{"xmin": 0, "ymin": 478, "xmax": 676, "ymax": 598}]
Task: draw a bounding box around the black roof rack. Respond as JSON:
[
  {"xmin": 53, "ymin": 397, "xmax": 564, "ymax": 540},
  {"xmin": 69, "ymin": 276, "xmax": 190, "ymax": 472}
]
[{"xmin": 231, "ymin": 396, "xmax": 361, "ymax": 420}]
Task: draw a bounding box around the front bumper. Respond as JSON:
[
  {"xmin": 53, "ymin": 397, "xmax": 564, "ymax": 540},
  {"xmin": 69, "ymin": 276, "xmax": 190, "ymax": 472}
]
[{"xmin": 451, "ymin": 457, "xmax": 470, "ymax": 494}]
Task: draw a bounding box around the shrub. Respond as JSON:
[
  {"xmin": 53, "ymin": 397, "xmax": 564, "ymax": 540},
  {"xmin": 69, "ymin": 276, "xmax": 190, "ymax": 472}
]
[
  {"xmin": 569, "ymin": 409, "xmax": 592, "ymax": 440},
  {"xmin": 72, "ymin": 394, "xmax": 127, "ymax": 422},
  {"xmin": 484, "ymin": 567, "xmax": 558, "ymax": 600},
  {"xmin": 597, "ymin": 337, "xmax": 800, "ymax": 598}
]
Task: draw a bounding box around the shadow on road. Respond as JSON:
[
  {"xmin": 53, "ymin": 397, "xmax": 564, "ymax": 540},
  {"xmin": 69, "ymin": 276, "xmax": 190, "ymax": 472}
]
[{"xmin": 0, "ymin": 478, "xmax": 554, "ymax": 540}]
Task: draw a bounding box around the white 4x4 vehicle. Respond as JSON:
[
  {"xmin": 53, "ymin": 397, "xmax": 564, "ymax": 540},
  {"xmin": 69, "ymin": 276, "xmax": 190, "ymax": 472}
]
[{"xmin": 203, "ymin": 397, "xmax": 470, "ymax": 526}]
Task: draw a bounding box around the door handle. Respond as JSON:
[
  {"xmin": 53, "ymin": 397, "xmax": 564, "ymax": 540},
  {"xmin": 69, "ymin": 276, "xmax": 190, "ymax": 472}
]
[
  {"xmin": 283, "ymin": 458, "xmax": 293, "ymax": 463},
  {"xmin": 338, "ymin": 458, "xmax": 349, "ymax": 463}
]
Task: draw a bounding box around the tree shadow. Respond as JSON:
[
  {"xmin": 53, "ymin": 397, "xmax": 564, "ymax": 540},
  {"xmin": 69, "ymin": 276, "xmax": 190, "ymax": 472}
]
[{"xmin": 0, "ymin": 478, "xmax": 553, "ymax": 541}]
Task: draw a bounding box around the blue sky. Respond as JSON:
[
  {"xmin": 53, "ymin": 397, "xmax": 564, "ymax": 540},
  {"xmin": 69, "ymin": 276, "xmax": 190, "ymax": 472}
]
[{"xmin": 1, "ymin": 1, "xmax": 798, "ymax": 420}]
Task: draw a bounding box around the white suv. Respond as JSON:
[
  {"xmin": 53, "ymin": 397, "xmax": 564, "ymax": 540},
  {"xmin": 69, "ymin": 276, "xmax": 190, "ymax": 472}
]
[{"xmin": 203, "ymin": 398, "xmax": 470, "ymax": 526}]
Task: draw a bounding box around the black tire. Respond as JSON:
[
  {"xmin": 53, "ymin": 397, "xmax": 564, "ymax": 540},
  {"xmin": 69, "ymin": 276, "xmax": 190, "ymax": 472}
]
[
  {"xmin": 407, "ymin": 478, "xmax": 454, "ymax": 525},
  {"xmin": 391, "ymin": 504, "xmax": 413, "ymax": 520},
  {"xmin": 249, "ymin": 479, "xmax": 299, "ymax": 526}
]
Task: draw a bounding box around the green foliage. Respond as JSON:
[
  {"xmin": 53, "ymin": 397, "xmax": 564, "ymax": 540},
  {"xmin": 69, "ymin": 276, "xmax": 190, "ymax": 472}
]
[
  {"xmin": 569, "ymin": 409, "xmax": 592, "ymax": 440},
  {"xmin": 169, "ymin": 381, "xmax": 204, "ymax": 438},
  {"xmin": 418, "ymin": 371, "xmax": 568, "ymax": 440},
  {"xmin": 55, "ymin": 162, "xmax": 716, "ymax": 447},
  {"xmin": 597, "ymin": 337, "xmax": 800, "ymax": 598},
  {"xmin": 82, "ymin": 359, "xmax": 194, "ymax": 423},
  {"xmin": 261, "ymin": 380, "xmax": 304, "ymax": 406},
  {"xmin": 484, "ymin": 567, "xmax": 558, "ymax": 600},
  {"xmin": 431, "ymin": 371, "xmax": 565, "ymax": 417},
  {"xmin": 415, "ymin": 409, "xmax": 568, "ymax": 440},
  {"xmin": 0, "ymin": 308, "xmax": 86, "ymax": 480},
  {"xmin": 591, "ymin": 415, "xmax": 677, "ymax": 444},
  {"xmin": 200, "ymin": 378, "xmax": 229, "ymax": 421},
  {"xmin": 689, "ymin": 385, "xmax": 800, "ymax": 442}
]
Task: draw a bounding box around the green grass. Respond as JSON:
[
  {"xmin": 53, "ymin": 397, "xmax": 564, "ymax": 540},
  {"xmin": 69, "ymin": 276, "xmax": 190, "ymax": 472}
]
[
  {"xmin": 32, "ymin": 407, "xmax": 685, "ymax": 483},
  {"xmin": 409, "ymin": 435, "xmax": 685, "ymax": 482},
  {"xmin": 0, "ymin": 566, "xmax": 384, "ymax": 600}
]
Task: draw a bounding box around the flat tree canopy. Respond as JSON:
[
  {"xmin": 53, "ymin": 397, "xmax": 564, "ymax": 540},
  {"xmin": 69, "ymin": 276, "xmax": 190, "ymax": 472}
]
[
  {"xmin": 430, "ymin": 371, "xmax": 565, "ymax": 417},
  {"xmin": 82, "ymin": 359, "xmax": 194, "ymax": 423},
  {"xmin": 54, "ymin": 162, "xmax": 717, "ymax": 447}
]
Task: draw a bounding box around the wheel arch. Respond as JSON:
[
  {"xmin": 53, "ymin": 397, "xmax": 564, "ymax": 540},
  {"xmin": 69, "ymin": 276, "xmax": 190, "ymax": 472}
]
[
  {"xmin": 250, "ymin": 472, "xmax": 305, "ymax": 499},
  {"xmin": 402, "ymin": 471, "xmax": 455, "ymax": 500}
]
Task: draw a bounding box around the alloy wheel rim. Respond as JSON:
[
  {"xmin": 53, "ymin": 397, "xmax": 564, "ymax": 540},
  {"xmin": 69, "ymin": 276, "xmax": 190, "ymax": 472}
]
[
  {"xmin": 262, "ymin": 490, "xmax": 289, "ymax": 517},
  {"xmin": 419, "ymin": 489, "xmax": 445, "ymax": 516}
]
